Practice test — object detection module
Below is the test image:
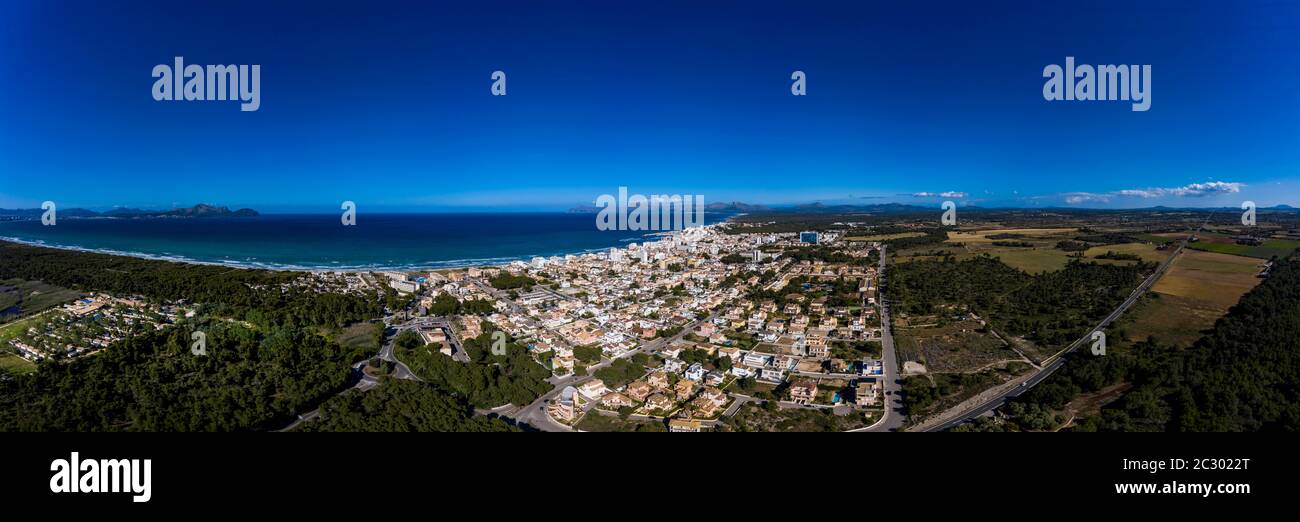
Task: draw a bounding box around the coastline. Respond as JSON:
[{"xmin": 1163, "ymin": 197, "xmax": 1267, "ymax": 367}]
[{"xmin": 0, "ymin": 218, "xmax": 734, "ymax": 274}]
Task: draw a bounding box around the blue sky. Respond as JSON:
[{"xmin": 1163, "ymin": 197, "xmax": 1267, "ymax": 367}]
[{"xmin": 2, "ymin": 0, "xmax": 1298, "ymax": 212}]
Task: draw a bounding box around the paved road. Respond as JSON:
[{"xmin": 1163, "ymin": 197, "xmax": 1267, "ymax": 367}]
[
  {"xmin": 850, "ymin": 246, "xmax": 904, "ymax": 432},
  {"xmin": 920, "ymin": 241, "xmax": 1187, "ymax": 432},
  {"xmin": 276, "ymin": 357, "xmax": 384, "ymax": 432},
  {"xmin": 278, "ymin": 315, "xmax": 426, "ymax": 431},
  {"xmin": 378, "ymin": 323, "xmax": 421, "ymax": 380}
]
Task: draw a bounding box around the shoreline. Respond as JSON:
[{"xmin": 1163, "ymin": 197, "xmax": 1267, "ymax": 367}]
[{"xmin": 0, "ymin": 220, "xmax": 731, "ymax": 274}]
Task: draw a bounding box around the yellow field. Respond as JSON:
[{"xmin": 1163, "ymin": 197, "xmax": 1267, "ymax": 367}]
[
  {"xmin": 1111, "ymin": 250, "xmax": 1263, "ymax": 350},
  {"xmin": 946, "ymin": 228, "xmax": 1077, "ymax": 244},
  {"xmin": 1085, "ymin": 243, "xmax": 1170, "ymax": 264},
  {"xmin": 942, "ymin": 229, "xmax": 1078, "ymax": 273},
  {"xmin": 1115, "ymin": 292, "xmax": 1225, "ymax": 349},
  {"xmin": 972, "ymin": 248, "xmax": 1072, "ymax": 274},
  {"xmin": 1151, "ymin": 250, "xmax": 1264, "ymax": 309}
]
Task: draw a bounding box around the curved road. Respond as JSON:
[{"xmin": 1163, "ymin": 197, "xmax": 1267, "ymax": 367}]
[
  {"xmin": 850, "ymin": 246, "xmax": 904, "ymax": 432},
  {"xmin": 920, "ymin": 241, "xmax": 1187, "ymax": 432}
]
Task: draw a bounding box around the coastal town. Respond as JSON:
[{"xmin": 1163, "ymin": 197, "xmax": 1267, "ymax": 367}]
[
  {"xmin": 1, "ymin": 221, "xmax": 895, "ymax": 432},
  {"xmin": 304, "ymin": 223, "xmax": 893, "ymax": 432},
  {"xmin": 9, "ymin": 204, "xmax": 1297, "ymax": 434}
]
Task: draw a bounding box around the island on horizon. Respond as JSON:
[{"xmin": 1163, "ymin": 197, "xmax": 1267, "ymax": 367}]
[{"xmin": 0, "ymin": 203, "xmax": 259, "ymax": 220}]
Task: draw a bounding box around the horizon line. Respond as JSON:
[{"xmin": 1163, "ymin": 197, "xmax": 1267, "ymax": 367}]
[{"xmin": 5, "ymin": 204, "xmax": 1295, "ymax": 214}]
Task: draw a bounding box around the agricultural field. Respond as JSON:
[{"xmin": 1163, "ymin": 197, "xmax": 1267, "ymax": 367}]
[
  {"xmin": 946, "ymin": 228, "xmax": 1079, "ymax": 244},
  {"xmin": 971, "ymin": 247, "xmax": 1072, "ymax": 274},
  {"xmin": 1152, "ymin": 250, "xmax": 1265, "ymax": 308},
  {"xmin": 1111, "ymin": 249, "xmax": 1265, "ymax": 350},
  {"xmin": 1084, "ymin": 242, "xmax": 1170, "ymax": 265},
  {"xmin": 943, "ymin": 228, "xmax": 1079, "ymax": 273},
  {"xmin": 1156, "ymin": 232, "xmax": 1300, "ymax": 259},
  {"xmin": 1111, "ymin": 292, "xmax": 1224, "ymax": 350}
]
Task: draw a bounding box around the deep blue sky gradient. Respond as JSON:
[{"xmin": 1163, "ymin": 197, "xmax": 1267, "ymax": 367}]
[{"xmin": 2, "ymin": 0, "xmax": 1298, "ymax": 211}]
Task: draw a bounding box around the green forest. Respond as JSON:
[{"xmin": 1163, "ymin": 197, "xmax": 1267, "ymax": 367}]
[
  {"xmin": 0, "ymin": 324, "xmax": 355, "ymax": 431},
  {"xmin": 887, "ymin": 255, "xmax": 1150, "ymax": 347},
  {"xmin": 1012, "ymin": 255, "xmax": 1300, "ymax": 431},
  {"xmin": 396, "ymin": 324, "xmax": 551, "ymax": 409},
  {"xmin": 0, "ymin": 242, "xmax": 384, "ymax": 328},
  {"xmin": 0, "ymin": 242, "xmax": 389, "ymax": 431},
  {"xmin": 303, "ymin": 378, "xmax": 517, "ymax": 432}
]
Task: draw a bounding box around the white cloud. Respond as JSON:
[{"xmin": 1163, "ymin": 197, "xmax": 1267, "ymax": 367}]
[
  {"xmin": 1115, "ymin": 181, "xmax": 1244, "ymax": 198},
  {"xmin": 1062, "ymin": 192, "xmax": 1110, "ymax": 204},
  {"xmin": 1062, "ymin": 182, "xmax": 1245, "ymax": 205},
  {"xmin": 911, "ymin": 191, "xmax": 967, "ymax": 199}
]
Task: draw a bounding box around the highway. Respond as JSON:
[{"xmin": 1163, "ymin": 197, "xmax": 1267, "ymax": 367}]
[{"xmin": 919, "ymin": 240, "xmax": 1187, "ymax": 432}]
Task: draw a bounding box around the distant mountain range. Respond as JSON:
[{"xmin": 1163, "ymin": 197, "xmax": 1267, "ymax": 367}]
[
  {"xmin": 763, "ymin": 202, "xmax": 1300, "ymax": 214},
  {"xmin": 566, "ymin": 201, "xmax": 768, "ymax": 213},
  {"xmin": 706, "ymin": 201, "xmax": 768, "ymax": 212},
  {"xmin": 0, "ymin": 204, "xmax": 259, "ymax": 219},
  {"xmin": 780, "ymin": 202, "xmax": 934, "ymax": 213}
]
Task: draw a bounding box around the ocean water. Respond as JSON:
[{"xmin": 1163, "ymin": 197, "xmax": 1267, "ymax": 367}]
[{"xmin": 0, "ymin": 213, "xmax": 728, "ymax": 271}]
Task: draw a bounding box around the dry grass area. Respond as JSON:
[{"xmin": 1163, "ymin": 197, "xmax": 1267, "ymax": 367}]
[
  {"xmin": 946, "ymin": 228, "xmax": 1077, "ymax": 244},
  {"xmin": 894, "ymin": 316, "xmax": 1019, "ymax": 373},
  {"xmin": 0, "ymin": 353, "xmax": 36, "ymax": 375},
  {"xmin": 943, "ymin": 228, "xmax": 1080, "ymax": 274},
  {"xmin": 1152, "ymin": 250, "xmax": 1264, "ymax": 309},
  {"xmin": 1084, "ymin": 242, "xmax": 1169, "ymax": 264},
  {"xmin": 1114, "ymin": 292, "xmax": 1224, "ymax": 349},
  {"xmin": 1109, "ymin": 249, "xmax": 1264, "ymax": 351},
  {"xmin": 977, "ymin": 248, "xmax": 1073, "ymax": 274}
]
